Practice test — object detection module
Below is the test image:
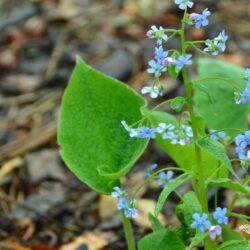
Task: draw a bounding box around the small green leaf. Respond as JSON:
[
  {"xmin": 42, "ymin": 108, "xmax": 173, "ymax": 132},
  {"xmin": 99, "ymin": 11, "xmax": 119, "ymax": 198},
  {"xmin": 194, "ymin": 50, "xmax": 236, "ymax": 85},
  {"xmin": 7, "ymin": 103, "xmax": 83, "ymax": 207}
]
[
  {"xmin": 148, "ymin": 212, "xmax": 165, "ymax": 232},
  {"xmin": 189, "ymin": 232, "xmax": 209, "ymax": 249},
  {"xmin": 207, "ymin": 178, "xmax": 250, "ymax": 194},
  {"xmin": 138, "ymin": 228, "xmax": 185, "ymax": 250},
  {"xmin": 194, "ymin": 59, "xmax": 248, "ymax": 137},
  {"xmin": 170, "ymin": 96, "xmax": 186, "ymax": 112},
  {"xmin": 196, "ymin": 137, "xmax": 238, "ymax": 179},
  {"xmin": 217, "ymin": 240, "xmax": 250, "ymax": 250},
  {"xmin": 58, "ymin": 57, "xmax": 149, "ymax": 194},
  {"xmin": 176, "ymin": 191, "xmax": 202, "ymax": 227},
  {"xmin": 155, "ymin": 172, "xmax": 194, "ymax": 216}
]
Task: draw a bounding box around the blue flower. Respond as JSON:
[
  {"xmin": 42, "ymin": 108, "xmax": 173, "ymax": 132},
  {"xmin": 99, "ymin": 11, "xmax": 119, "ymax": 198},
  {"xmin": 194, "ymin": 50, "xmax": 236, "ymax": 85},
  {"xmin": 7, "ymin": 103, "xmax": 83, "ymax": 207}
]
[
  {"xmin": 213, "ymin": 207, "xmax": 228, "ymax": 225},
  {"xmin": 157, "ymin": 123, "xmax": 175, "ymax": 140},
  {"xmin": 117, "ymin": 196, "xmax": 128, "ymax": 210},
  {"xmin": 121, "ymin": 121, "xmax": 157, "ymax": 139},
  {"xmin": 137, "ymin": 127, "xmax": 157, "ymax": 139},
  {"xmin": 209, "ymin": 225, "xmax": 222, "ymax": 240},
  {"xmin": 121, "ymin": 120, "xmax": 140, "ymax": 137},
  {"xmin": 144, "ymin": 163, "xmax": 158, "ymax": 177},
  {"xmin": 175, "ymin": 0, "xmax": 194, "ymax": 10},
  {"xmin": 112, "ymin": 187, "xmax": 127, "ymax": 198},
  {"xmin": 236, "ymin": 68, "xmax": 250, "ymax": 104},
  {"xmin": 235, "ymin": 131, "xmax": 250, "ymax": 160},
  {"xmin": 147, "ymin": 59, "xmax": 167, "ymax": 77},
  {"xmin": 191, "ymin": 8, "xmax": 211, "ymax": 29},
  {"xmin": 157, "ymin": 171, "xmax": 174, "ymax": 187},
  {"xmin": 125, "ymin": 207, "xmax": 138, "ymax": 218},
  {"xmin": 146, "ymin": 25, "xmax": 168, "ymax": 45},
  {"xmin": 191, "ymin": 213, "xmax": 211, "ymax": 233},
  {"xmin": 214, "ymin": 30, "xmax": 228, "ymax": 52},
  {"xmin": 173, "ymin": 54, "xmax": 192, "ymax": 71},
  {"xmin": 155, "ymin": 46, "xmax": 168, "ymax": 65},
  {"xmin": 141, "ymin": 85, "xmax": 163, "ymax": 99},
  {"xmin": 204, "ymin": 30, "xmax": 228, "ymax": 55},
  {"xmin": 210, "ymin": 130, "xmax": 226, "ymax": 141}
]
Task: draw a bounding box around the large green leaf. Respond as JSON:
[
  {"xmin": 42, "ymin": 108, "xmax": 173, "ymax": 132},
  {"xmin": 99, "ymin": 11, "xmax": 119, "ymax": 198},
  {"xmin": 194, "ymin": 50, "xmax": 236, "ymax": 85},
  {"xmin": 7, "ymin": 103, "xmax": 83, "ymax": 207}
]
[
  {"xmin": 155, "ymin": 172, "xmax": 194, "ymax": 216},
  {"xmin": 58, "ymin": 57, "xmax": 149, "ymax": 194},
  {"xmin": 138, "ymin": 228, "xmax": 185, "ymax": 250},
  {"xmin": 194, "ymin": 59, "xmax": 247, "ymax": 136},
  {"xmin": 150, "ymin": 111, "xmax": 228, "ymax": 178}
]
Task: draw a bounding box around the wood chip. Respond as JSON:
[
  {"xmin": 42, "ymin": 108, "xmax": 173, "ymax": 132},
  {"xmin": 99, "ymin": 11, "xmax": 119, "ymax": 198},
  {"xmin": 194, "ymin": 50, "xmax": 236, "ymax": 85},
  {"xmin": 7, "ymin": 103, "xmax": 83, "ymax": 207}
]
[
  {"xmin": 133, "ymin": 198, "xmax": 166, "ymax": 229},
  {"xmin": 60, "ymin": 232, "xmax": 108, "ymax": 250}
]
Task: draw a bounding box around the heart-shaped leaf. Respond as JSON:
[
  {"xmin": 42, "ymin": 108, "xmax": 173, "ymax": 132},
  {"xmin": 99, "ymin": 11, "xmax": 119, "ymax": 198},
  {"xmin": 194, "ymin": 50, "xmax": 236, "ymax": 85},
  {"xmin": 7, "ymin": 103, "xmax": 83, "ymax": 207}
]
[{"xmin": 58, "ymin": 57, "xmax": 149, "ymax": 194}]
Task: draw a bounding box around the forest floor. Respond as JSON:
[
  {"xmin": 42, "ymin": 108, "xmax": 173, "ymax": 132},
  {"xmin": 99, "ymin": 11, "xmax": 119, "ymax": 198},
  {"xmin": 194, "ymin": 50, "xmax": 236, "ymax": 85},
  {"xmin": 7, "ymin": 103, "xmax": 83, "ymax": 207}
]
[{"xmin": 0, "ymin": 0, "xmax": 249, "ymax": 249}]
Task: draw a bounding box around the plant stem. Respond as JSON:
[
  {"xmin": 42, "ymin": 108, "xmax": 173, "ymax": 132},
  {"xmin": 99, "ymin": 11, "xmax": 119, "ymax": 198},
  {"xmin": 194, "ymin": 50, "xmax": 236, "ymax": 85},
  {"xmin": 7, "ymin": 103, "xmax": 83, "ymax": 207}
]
[
  {"xmin": 180, "ymin": 9, "xmax": 213, "ymax": 250},
  {"xmin": 180, "ymin": 11, "xmax": 207, "ymax": 212},
  {"xmin": 122, "ymin": 210, "xmax": 136, "ymax": 250}
]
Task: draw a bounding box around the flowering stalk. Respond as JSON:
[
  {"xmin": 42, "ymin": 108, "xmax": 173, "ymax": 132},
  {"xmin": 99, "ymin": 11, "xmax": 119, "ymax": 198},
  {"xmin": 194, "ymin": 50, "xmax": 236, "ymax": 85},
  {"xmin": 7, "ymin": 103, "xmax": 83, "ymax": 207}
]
[
  {"xmin": 121, "ymin": 209, "xmax": 136, "ymax": 250},
  {"xmin": 180, "ymin": 8, "xmax": 213, "ymax": 250}
]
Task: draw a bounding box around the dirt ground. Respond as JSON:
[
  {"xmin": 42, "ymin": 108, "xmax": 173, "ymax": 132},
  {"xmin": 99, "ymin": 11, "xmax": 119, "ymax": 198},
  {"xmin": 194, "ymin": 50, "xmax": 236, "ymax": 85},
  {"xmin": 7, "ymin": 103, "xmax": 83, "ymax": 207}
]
[{"xmin": 0, "ymin": 0, "xmax": 249, "ymax": 249}]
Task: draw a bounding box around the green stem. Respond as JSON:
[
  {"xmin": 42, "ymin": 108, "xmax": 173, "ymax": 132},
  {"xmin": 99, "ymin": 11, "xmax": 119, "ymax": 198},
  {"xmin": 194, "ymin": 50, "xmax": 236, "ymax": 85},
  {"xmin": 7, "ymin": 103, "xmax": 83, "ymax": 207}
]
[
  {"xmin": 181, "ymin": 12, "xmax": 207, "ymax": 212},
  {"xmin": 130, "ymin": 166, "xmax": 184, "ymax": 200},
  {"xmin": 181, "ymin": 9, "xmax": 213, "ymax": 250},
  {"xmin": 122, "ymin": 210, "xmax": 136, "ymax": 250}
]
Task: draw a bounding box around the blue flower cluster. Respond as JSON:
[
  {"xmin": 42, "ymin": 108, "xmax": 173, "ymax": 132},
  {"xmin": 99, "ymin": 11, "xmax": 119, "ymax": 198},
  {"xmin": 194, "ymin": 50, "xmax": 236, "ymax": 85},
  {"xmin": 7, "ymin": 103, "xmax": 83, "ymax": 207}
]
[
  {"xmin": 204, "ymin": 30, "xmax": 228, "ymax": 55},
  {"xmin": 147, "ymin": 25, "xmax": 168, "ymax": 45},
  {"xmin": 142, "ymin": 2, "xmax": 229, "ymax": 100},
  {"xmin": 122, "ymin": 121, "xmax": 193, "ymax": 145},
  {"xmin": 112, "ymin": 187, "xmax": 138, "ymax": 218},
  {"xmin": 190, "ymin": 207, "xmax": 228, "ymax": 240},
  {"xmin": 235, "ymin": 131, "xmax": 250, "ymax": 160},
  {"xmin": 156, "ymin": 123, "xmax": 193, "ymax": 145},
  {"xmin": 236, "ymin": 68, "xmax": 250, "ymax": 104},
  {"xmin": 141, "ymin": 85, "xmax": 163, "ymax": 99},
  {"xmin": 175, "ymin": 0, "xmax": 194, "ymax": 10}
]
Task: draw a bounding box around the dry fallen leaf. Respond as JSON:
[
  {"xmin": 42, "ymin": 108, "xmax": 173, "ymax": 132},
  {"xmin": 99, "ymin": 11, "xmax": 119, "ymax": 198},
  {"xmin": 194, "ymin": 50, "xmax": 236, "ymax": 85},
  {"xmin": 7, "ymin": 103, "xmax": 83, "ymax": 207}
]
[
  {"xmin": 60, "ymin": 232, "xmax": 108, "ymax": 250},
  {"xmin": 133, "ymin": 198, "xmax": 166, "ymax": 228},
  {"xmin": 99, "ymin": 195, "xmax": 118, "ymax": 219}
]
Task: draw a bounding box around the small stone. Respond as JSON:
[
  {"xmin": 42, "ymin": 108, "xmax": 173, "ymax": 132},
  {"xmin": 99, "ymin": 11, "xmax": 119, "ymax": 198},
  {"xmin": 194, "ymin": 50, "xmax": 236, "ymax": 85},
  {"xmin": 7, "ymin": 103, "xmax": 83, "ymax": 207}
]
[{"xmin": 9, "ymin": 190, "xmax": 65, "ymax": 221}]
